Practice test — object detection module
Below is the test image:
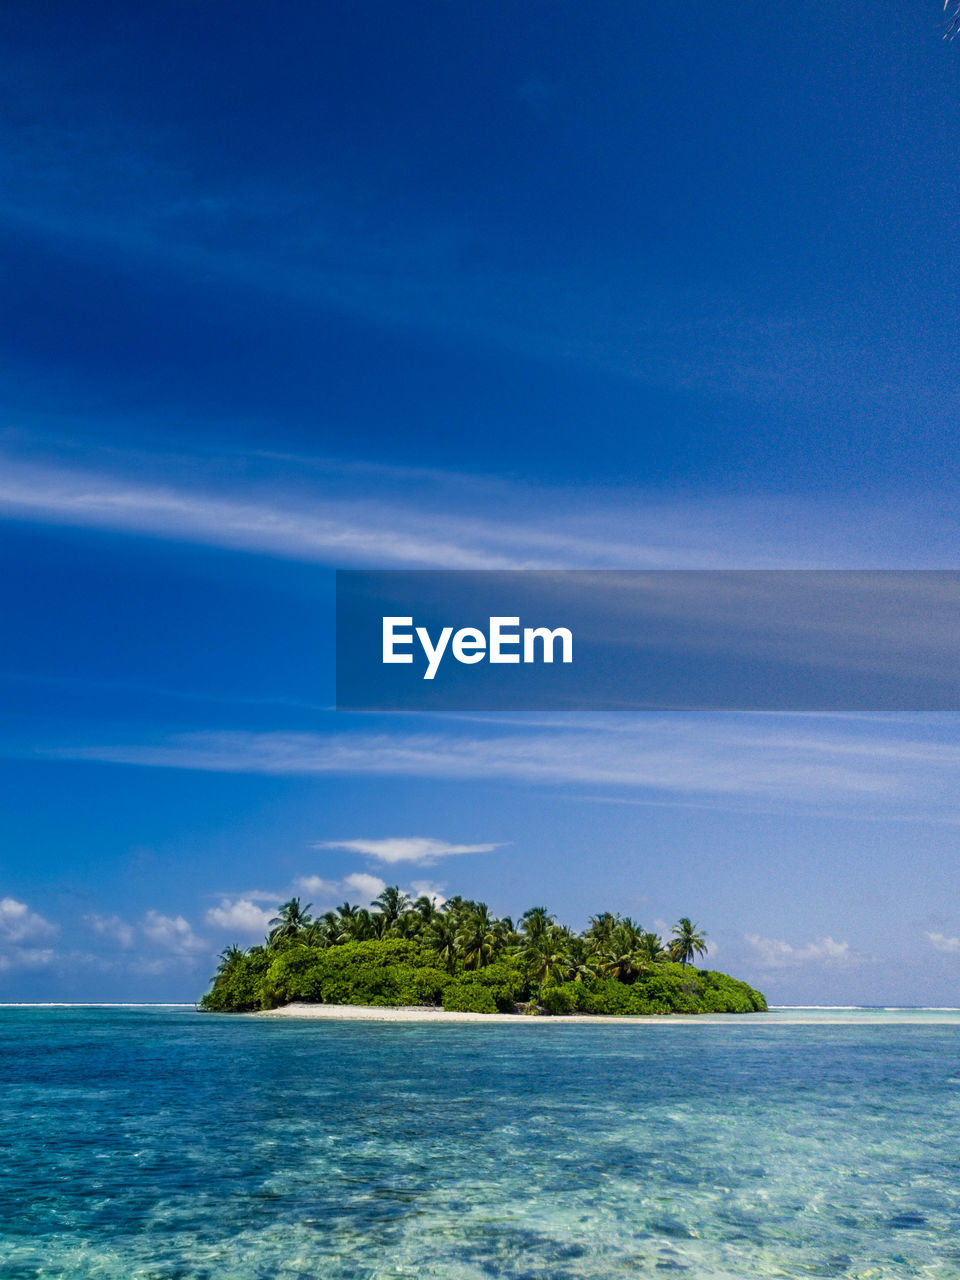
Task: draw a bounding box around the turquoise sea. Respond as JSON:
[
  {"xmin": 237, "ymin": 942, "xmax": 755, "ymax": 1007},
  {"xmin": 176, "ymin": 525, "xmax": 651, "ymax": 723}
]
[{"xmin": 2, "ymin": 1007, "xmax": 959, "ymax": 1278}]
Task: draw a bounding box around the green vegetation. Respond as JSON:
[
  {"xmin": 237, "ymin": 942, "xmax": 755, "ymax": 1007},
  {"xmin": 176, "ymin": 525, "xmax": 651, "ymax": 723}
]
[{"xmin": 200, "ymin": 890, "xmax": 767, "ymax": 1016}]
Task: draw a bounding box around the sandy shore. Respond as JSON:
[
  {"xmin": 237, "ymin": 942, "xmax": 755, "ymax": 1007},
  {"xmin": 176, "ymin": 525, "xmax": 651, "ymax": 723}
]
[
  {"xmin": 249, "ymin": 1003, "xmax": 960, "ymax": 1025},
  {"xmin": 255, "ymin": 1001, "xmax": 659, "ymax": 1023},
  {"xmin": 254, "ymin": 1002, "xmax": 717, "ymax": 1024}
]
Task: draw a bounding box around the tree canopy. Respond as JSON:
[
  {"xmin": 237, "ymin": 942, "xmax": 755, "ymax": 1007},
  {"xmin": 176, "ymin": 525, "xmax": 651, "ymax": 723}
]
[{"xmin": 201, "ymin": 889, "xmax": 766, "ymax": 1017}]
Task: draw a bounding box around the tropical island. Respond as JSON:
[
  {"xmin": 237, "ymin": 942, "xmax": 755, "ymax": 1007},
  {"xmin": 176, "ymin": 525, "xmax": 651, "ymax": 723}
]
[
  {"xmin": 201, "ymin": 888, "xmax": 767, "ymax": 1015},
  {"xmin": 200, "ymin": 890, "xmax": 768, "ymax": 1018}
]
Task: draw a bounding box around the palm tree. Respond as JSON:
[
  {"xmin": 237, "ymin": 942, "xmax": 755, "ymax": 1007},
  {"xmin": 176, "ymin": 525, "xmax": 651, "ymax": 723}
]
[
  {"xmin": 583, "ymin": 914, "xmax": 645, "ymax": 982},
  {"xmin": 519, "ymin": 906, "xmax": 555, "ymax": 955},
  {"xmin": 268, "ymin": 898, "xmax": 313, "ymax": 945},
  {"xmin": 585, "ymin": 912, "xmax": 617, "ymax": 948},
  {"xmin": 303, "ymin": 914, "xmax": 336, "ymax": 949},
  {"xmin": 384, "ymin": 895, "xmax": 437, "ymax": 942},
  {"xmin": 563, "ymin": 954, "xmax": 598, "ymax": 984},
  {"xmin": 342, "ymin": 906, "xmax": 376, "ymax": 941},
  {"xmin": 638, "ymin": 930, "xmax": 666, "ymax": 962},
  {"xmin": 440, "ymin": 896, "xmax": 475, "ymax": 931},
  {"xmin": 493, "ymin": 914, "xmax": 517, "ymax": 952},
  {"xmin": 524, "ymin": 933, "xmax": 572, "ymax": 987},
  {"xmin": 584, "ymin": 912, "xmax": 622, "ymax": 965},
  {"xmin": 214, "ymin": 944, "xmax": 246, "ymax": 978},
  {"xmin": 669, "ymin": 917, "xmax": 707, "ymax": 969},
  {"xmin": 393, "ymin": 909, "xmax": 426, "ymax": 939},
  {"xmin": 600, "ymin": 919, "xmax": 645, "ymax": 982},
  {"xmin": 424, "ymin": 913, "xmax": 459, "ymax": 973},
  {"xmin": 457, "ymin": 903, "xmax": 500, "ymax": 969},
  {"xmin": 511, "ymin": 916, "xmax": 571, "ymax": 987},
  {"xmin": 441, "ymin": 895, "xmax": 469, "ymax": 915},
  {"xmin": 373, "ymin": 885, "xmax": 411, "ymax": 931},
  {"xmin": 411, "ymin": 894, "xmax": 437, "ymax": 926},
  {"xmin": 308, "ymin": 910, "xmax": 343, "ymax": 947}
]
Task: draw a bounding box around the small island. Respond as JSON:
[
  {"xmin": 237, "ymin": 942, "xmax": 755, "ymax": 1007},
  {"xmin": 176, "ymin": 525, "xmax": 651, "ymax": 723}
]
[{"xmin": 202, "ymin": 888, "xmax": 766, "ymax": 1016}]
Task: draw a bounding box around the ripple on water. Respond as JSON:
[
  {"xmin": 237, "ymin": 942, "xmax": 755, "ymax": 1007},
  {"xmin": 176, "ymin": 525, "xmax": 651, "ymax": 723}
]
[{"xmin": 1, "ymin": 1009, "xmax": 960, "ymax": 1277}]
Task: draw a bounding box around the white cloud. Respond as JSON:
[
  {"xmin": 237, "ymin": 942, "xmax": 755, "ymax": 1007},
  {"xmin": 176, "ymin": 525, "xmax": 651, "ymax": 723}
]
[
  {"xmin": 409, "ymin": 881, "xmax": 447, "ymax": 907},
  {"xmin": 294, "ymin": 872, "xmax": 446, "ymax": 908},
  {"xmin": 51, "ymin": 718, "xmax": 960, "ymax": 822},
  {"xmin": 314, "ymin": 837, "xmax": 501, "ymax": 865},
  {"xmin": 0, "ymin": 455, "xmax": 581, "ymax": 571},
  {"xmin": 744, "ymin": 934, "xmax": 856, "ymax": 969},
  {"xmin": 0, "ymin": 897, "xmax": 58, "ymax": 944},
  {"xmin": 141, "ymin": 910, "xmax": 206, "ymax": 955},
  {"xmin": 342, "ymin": 872, "xmax": 387, "ymax": 902},
  {"xmin": 925, "ymin": 931, "xmax": 960, "ymax": 954},
  {"xmin": 0, "ymin": 449, "xmax": 947, "ymax": 575},
  {"xmin": 84, "ymin": 913, "xmax": 135, "ymax": 947},
  {"xmin": 204, "ymin": 898, "xmax": 272, "ymax": 935},
  {"xmin": 128, "ymin": 956, "xmax": 187, "ymax": 977},
  {"xmin": 0, "ymin": 896, "xmax": 57, "ymax": 970},
  {"xmin": 295, "ymin": 876, "xmax": 341, "ymax": 897},
  {"xmin": 226, "ymin": 889, "xmax": 286, "ymax": 903},
  {"xmin": 0, "ymin": 948, "xmax": 55, "ymax": 972}
]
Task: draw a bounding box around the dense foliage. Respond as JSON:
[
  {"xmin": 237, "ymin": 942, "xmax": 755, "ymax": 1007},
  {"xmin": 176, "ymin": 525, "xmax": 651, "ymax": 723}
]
[{"xmin": 200, "ymin": 890, "xmax": 766, "ymax": 1015}]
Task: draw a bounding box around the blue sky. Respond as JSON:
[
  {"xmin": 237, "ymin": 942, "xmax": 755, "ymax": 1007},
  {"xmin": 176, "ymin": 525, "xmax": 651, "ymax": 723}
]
[{"xmin": 1, "ymin": 1, "xmax": 959, "ymax": 1004}]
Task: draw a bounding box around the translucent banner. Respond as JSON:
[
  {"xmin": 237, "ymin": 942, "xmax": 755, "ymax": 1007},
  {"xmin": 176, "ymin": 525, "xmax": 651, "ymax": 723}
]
[{"xmin": 335, "ymin": 570, "xmax": 960, "ymax": 711}]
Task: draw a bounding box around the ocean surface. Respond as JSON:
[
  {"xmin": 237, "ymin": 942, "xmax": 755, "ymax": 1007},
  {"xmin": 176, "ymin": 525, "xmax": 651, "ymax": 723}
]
[{"xmin": 1, "ymin": 1007, "xmax": 959, "ymax": 1278}]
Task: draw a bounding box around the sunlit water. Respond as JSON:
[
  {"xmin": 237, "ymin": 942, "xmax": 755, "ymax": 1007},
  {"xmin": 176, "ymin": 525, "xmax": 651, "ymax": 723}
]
[{"xmin": 2, "ymin": 1006, "xmax": 959, "ymax": 1278}]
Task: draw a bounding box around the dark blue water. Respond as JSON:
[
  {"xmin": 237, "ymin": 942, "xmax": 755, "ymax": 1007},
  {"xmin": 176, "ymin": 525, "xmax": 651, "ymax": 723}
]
[{"xmin": 1, "ymin": 1007, "xmax": 959, "ymax": 1277}]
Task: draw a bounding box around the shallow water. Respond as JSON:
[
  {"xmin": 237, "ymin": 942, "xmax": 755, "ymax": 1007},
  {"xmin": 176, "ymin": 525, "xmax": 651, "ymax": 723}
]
[{"xmin": 1, "ymin": 1007, "xmax": 959, "ymax": 1278}]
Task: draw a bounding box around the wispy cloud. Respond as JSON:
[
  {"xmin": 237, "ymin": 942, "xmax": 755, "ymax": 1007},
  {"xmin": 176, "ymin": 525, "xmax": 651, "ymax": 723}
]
[
  {"xmin": 0, "ymin": 948, "xmax": 56, "ymax": 973},
  {"xmin": 84, "ymin": 912, "xmax": 135, "ymax": 948},
  {"xmin": 0, "ymin": 446, "xmax": 953, "ymax": 571},
  {"xmin": 313, "ymin": 837, "xmax": 502, "ymax": 865},
  {"xmin": 0, "ymin": 454, "xmax": 515, "ymax": 569},
  {"xmin": 744, "ymin": 934, "xmax": 858, "ymax": 969},
  {"xmin": 43, "ymin": 717, "xmax": 960, "ymax": 818},
  {"xmin": 925, "ymin": 931, "xmax": 960, "ymax": 954},
  {"xmin": 0, "ymin": 896, "xmax": 59, "ymax": 972},
  {"xmin": 0, "ymin": 896, "xmax": 57, "ymax": 944},
  {"xmin": 294, "ymin": 876, "xmax": 341, "ymax": 898}
]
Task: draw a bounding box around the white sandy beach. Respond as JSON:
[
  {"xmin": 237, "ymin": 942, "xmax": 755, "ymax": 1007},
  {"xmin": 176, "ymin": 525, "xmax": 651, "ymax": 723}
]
[
  {"xmin": 251, "ymin": 1003, "xmax": 960, "ymax": 1025},
  {"xmin": 253, "ymin": 1001, "xmax": 671, "ymax": 1023}
]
